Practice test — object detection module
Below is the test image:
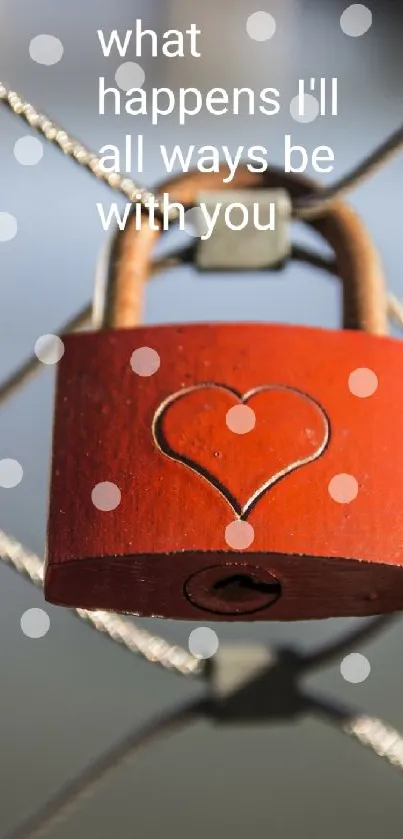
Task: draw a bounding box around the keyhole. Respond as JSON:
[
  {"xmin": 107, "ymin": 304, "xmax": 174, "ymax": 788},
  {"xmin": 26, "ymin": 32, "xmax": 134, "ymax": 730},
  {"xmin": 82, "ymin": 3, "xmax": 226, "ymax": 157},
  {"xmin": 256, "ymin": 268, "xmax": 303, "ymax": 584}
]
[
  {"xmin": 184, "ymin": 563, "xmax": 282, "ymax": 615},
  {"xmin": 213, "ymin": 573, "xmax": 280, "ymax": 603}
]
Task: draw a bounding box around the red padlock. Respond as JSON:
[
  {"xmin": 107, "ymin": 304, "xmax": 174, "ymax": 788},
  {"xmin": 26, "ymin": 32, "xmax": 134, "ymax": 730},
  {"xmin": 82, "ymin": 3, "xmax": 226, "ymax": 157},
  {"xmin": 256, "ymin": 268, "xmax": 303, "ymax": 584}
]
[{"xmin": 45, "ymin": 166, "xmax": 403, "ymax": 621}]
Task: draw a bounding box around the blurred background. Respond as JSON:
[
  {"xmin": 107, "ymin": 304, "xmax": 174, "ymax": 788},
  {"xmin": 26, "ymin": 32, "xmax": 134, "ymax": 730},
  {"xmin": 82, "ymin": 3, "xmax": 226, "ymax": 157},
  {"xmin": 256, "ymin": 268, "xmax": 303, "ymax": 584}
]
[{"xmin": 1, "ymin": 0, "xmax": 403, "ymax": 836}]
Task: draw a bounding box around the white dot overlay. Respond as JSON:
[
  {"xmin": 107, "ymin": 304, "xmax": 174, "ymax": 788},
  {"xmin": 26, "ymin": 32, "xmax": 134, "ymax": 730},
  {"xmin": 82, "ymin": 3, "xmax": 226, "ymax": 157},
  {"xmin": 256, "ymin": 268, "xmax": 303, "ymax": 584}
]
[
  {"xmin": 290, "ymin": 93, "xmax": 319, "ymax": 123},
  {"xmin": 92, "ymin": 482, "xmax": 121, "ymax": 511},
  {"xmin": 115, "ymin": 62, "xmax": 145, "ymax": 91},
  {"xmin": 29, "ymin": 34, "xmax": 64, "ymax": 65},
  {"xmin": 328, "ymin": 473, "xmax": 359, "ymax": 504},
  {"xmin": 226, "ymin": 405, "xmax": 256, "ymax": 434},
  {"xmin": 0, "ymin": 212, "xmax": 18, "ymax": 242},
  {"xmin": 130, "ymin": 347, "xmax": 160, "ymax": 376},
  {"xmin": 21, "ymin": 608, "xmax": 50, "ymax": 639},
  {"xmin": 340, "ymin": 5, "xmax": 372, "ymax": 37},
  {"xmin": 340, "ymin": 653, "xmax": 371, "ymax": 683},
  {"xmin": 225, "ymin": 520, "xmax": 255, "ymax": 549},
  {"xmin": 246, "ymin": 12, "xmax": 277, "ymax": 41},
  {"xmin": 35, "ymin": 334, "xmax": 65, "ymax": 365},
  {"xmin": 348, "ymin": 367, "xmax": 378, "ymax": 398},
  {"xmin": 183, "ymin": 207, "xmax": 209, "ymax": 238},
  {"xmin": 0, "ymin": 459, "xmax": 23, "ymax": 488},
  {"xmin": 14, "ymin": 136, "xmax": 44, "ymax": 166},
  {"xmin": 188, "ymin": 627, "xmax": 219, "ymax": 659}
]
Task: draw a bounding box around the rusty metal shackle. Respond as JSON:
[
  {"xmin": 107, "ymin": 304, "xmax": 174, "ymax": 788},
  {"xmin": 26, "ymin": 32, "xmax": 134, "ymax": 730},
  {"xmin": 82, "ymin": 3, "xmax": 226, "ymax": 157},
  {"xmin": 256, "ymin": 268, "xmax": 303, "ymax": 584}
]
[{"xmin": 96, "ymin": 165, "xmax": 387, "ymax": 335}]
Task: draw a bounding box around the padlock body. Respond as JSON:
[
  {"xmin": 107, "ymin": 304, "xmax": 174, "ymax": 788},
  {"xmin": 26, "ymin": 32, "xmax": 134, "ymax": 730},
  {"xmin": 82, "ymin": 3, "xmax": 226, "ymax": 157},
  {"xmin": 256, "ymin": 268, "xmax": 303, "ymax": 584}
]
[{"xmin": 45, "ymin": 322, "xmax": 403, "ymax": 620}]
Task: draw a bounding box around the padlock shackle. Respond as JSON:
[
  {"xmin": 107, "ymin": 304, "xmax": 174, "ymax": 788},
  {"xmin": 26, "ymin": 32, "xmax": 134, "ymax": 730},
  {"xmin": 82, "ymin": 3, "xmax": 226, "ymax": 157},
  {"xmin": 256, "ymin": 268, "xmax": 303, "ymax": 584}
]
[{"xmin": 100, "ymin": 165, "xmax": 387, "ymax": 335}]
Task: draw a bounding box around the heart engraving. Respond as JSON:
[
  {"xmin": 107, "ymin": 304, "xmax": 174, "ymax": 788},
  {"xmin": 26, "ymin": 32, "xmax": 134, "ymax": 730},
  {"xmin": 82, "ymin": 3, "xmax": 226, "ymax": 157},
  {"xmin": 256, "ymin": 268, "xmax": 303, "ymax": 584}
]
[{"xmin": 152, "ymin": 383, "xmax": 330, "ymax": 519}]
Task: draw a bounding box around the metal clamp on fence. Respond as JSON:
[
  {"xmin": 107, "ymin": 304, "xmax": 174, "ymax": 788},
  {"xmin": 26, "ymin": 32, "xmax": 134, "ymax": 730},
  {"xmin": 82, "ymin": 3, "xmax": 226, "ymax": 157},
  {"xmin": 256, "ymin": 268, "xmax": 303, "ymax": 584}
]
[{"xmin": 195, "ymin": 188, "xmax": 292, "ymax": 271}]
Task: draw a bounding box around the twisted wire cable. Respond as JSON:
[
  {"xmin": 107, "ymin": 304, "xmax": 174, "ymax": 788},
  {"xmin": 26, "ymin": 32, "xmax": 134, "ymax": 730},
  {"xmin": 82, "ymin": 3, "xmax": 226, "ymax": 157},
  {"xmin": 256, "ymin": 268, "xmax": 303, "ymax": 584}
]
[
  {"xmin": 0, "ymin": 528, "xmax": 202, "ymax": 677},
  {"xmin": 3, "ymin": 700, "xmax": 207, "ymax": 839},
  {"xmin": 0, "ymin": 82, "xmax": 178, "ymax": 219},
  {"xmin": 2, "ymin": 80, "xmax": 403, "ymax": 222}
]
